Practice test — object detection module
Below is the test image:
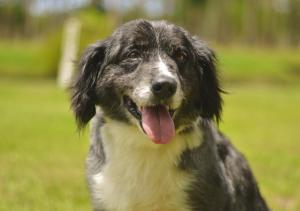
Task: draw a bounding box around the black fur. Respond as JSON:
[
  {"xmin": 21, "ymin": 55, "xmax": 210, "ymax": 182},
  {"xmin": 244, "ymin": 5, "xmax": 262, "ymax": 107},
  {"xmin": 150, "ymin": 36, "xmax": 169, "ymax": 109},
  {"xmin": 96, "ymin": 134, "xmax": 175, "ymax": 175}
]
[
  {"xmin": 71, "ymin": 40, "xmax": 109, "ymax": 128},
  {"xmin": 179, "ymin": 121, "xmax": 269, "ymax": 210},
  {"xmin": 191, "ymin": 37, "xmax": 223, "ymax": 122}
]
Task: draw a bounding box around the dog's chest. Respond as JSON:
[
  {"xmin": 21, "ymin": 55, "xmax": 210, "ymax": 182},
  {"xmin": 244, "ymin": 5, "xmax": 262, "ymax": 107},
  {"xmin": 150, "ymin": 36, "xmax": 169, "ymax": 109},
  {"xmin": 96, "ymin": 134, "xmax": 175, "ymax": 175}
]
[
  {"xmin": 94, "ymin": 151, "xmax": 191, "ymax": 211},
  {"xmin": 92, "ymin": 122, "xmax": 202, "ymax": 211}
]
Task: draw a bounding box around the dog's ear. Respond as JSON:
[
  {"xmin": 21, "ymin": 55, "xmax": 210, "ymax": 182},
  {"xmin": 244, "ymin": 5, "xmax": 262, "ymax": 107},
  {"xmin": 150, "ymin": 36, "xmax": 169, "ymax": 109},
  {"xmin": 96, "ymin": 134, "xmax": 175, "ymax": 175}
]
[
  {"xmin": 191, "ymin": 36, "xmax": 222, "ymax": 122},
  {"xmin": 71, "ymin": 40, "xmax": 109, "ymax": 128}
]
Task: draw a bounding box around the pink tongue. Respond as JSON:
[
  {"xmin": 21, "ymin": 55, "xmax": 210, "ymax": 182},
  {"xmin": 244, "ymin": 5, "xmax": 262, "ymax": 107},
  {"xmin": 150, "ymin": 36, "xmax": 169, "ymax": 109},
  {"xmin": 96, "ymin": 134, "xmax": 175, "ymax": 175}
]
[{"xmin": 141, "ymin": 106, "xmax": 175, "ymax": 144}]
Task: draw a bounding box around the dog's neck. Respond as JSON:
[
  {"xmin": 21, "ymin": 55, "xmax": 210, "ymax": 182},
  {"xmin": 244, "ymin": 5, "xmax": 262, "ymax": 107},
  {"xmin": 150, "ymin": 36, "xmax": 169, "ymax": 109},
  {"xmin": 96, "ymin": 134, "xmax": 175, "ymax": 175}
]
[
  {"xmin": 101, "ymin": 118, "xmax": 203, "ymax": 152},
  {"xmin": 95, "ymin": 119, "xmax": 203, "ymax": 210}
]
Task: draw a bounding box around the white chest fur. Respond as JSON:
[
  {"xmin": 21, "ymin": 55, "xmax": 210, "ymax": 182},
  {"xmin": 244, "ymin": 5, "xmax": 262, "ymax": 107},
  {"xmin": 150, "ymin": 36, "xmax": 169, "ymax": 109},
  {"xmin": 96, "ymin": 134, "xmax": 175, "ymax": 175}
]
[{"xmin": 92, "ymin": 121, "xmax": 202, "ymax": 211}]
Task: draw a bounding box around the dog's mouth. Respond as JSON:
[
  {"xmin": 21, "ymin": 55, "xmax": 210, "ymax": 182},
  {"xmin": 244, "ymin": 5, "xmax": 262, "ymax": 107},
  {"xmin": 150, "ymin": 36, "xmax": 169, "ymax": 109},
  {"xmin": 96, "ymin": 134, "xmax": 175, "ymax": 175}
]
[{"xmin": 123, "ymin": 96, "xmax": 176, "ymax": 144}]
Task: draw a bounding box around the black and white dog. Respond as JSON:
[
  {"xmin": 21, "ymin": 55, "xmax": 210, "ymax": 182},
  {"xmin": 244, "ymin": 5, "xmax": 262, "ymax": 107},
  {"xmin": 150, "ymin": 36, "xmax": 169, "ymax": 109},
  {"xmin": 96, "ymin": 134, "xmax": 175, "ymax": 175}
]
[{"xmin": 71, "ymin": 19, "xmax": 269, "ymax": 211}]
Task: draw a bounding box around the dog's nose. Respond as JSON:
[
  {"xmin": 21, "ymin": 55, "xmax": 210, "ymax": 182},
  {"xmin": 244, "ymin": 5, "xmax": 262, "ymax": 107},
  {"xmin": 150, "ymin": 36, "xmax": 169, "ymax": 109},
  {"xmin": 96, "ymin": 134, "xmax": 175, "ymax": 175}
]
[{"xmin": 151, "ymin": 77, "xmax": 177, "ymax": 99}]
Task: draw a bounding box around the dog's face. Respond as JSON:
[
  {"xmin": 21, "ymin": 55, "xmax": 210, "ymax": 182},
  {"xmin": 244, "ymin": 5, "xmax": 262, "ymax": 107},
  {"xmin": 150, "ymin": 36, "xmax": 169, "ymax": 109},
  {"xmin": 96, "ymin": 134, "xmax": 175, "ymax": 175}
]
[{"xmin": 72, "ymin": 19, "xmax": 222, "ymax": 144}]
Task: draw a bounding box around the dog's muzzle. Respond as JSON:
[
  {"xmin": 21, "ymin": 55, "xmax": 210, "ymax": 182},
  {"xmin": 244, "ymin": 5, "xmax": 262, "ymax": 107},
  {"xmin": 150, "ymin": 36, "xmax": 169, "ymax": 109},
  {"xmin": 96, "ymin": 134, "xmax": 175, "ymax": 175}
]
[
  {"xmin": 151, "ymin": 76, "xmax": 177, "ymax": 100},
  {"xmin": 123, "ymin": 76, "xmax": 179, "ymax": 145}
]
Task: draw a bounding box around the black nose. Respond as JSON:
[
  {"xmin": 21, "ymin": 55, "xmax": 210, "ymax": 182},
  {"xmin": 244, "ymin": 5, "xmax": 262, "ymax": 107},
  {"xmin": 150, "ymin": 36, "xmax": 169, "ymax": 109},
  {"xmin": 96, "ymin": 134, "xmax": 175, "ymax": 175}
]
[{"xmin": 151, "ymin": 77, "xmax": 177, "ymax": 99}]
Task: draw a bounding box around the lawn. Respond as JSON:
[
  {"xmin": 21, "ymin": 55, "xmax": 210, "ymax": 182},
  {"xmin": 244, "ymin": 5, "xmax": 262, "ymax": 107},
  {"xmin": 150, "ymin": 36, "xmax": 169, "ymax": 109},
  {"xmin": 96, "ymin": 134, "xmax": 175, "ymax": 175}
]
[
  {"xmin": 1, "ymin": 39, "xmax": 300, "ymax": 82},
  {"xmin": 216, "ymin": 46, "xmax": 300, "ymax": 83},
  {"xmin": 0, "ymin": 78, "xmax": 299, "ymax": 211},
  {"xmin": 220, "ymin": 83, "xmax": 300, "ymax": 211},
  {"xmin": 0, "ymin": 78, "xmax": 90, "ymax": 211},
  {"xmin": 0, "ymin": 9, "xmax": 115, "ymax": 79},
  {"xmin": 0, "ymin": 36, "xmax": 61, "ymax": 78}
]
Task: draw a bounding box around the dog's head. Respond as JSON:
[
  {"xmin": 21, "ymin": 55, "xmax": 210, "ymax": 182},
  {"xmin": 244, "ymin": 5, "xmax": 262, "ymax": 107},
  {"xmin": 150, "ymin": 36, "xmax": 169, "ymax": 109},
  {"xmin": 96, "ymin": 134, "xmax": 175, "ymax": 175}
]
[{"xmin": 71, "ymin": 19, "xmax": 222, "ymax": 144}]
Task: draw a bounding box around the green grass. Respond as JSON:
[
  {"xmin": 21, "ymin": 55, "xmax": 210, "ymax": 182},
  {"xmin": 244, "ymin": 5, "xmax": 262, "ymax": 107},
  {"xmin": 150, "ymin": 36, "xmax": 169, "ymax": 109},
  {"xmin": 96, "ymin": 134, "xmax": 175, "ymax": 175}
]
[
  {"xmin": 0, "ymin": 40, "xmax": 46, "ymax": 77},
  {"xmin": 0, "ymin": 78, "xmax": 299, "ymax": 211},
  {"xmin": 220, "ymin": 84, "xmax": 300, "ymax": 211},
  {"xmin": 0, "ymin": 8, "xmax": 116, "ymax": 79},
  {"xmin": 216, "ymin": 47, "xmax": 300, "ymax": 83},
  {"xmin": 1, "ymin": 24, "xmax": 300, "ymax": 83},
  {"xmin": 0, "ymin": 33, "xmax": 61, "ymax": 78},
  {"xmin": 0, "ymin": 78, "xmax": 90, "ymax": 211},
  {"xmin": 77, "ymin": 7, "xmax": 117, "ymax": 51}
]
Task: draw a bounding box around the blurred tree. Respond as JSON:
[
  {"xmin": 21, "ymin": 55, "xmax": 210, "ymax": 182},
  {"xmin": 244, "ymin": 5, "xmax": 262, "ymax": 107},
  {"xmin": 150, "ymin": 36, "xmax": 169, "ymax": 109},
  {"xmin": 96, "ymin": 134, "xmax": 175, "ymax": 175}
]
[
  {"xmin": 288, "ymin": 0, "xmax": 300, "ymax": 46},
  {"xmin": 170, "ymin": 0, "xmax": 299, "ymax": 47},
  {"xmin": 0, "ymin": 0, "xmax": 299, "ymax": 47},
  {"xmin": 172, "ymin": 0, "xmax": 206, "ymax": 35},
  {"xmin": 90, "ymin": 0, "xmax": 105, "ymax": 11},
  {"xmin": 0, "ymin": 0, "xmax": 31, "ymax": 37}
]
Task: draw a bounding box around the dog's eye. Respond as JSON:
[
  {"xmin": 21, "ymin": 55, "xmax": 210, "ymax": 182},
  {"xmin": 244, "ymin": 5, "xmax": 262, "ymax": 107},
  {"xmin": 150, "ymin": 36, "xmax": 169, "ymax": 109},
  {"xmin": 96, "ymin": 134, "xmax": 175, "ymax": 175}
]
[
  {"xmin": 174, "ymin": 49, "xmax": 187, "ymax": 62},
  {"xmin": 128, "ymin": 50, "xmax": 140, "ymax": 58}
]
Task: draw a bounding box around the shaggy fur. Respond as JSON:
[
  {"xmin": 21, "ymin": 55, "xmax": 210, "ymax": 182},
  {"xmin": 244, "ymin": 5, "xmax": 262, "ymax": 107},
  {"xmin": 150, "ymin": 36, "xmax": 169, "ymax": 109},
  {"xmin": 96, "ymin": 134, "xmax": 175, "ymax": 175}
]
[{"xmin": 71, "ymin": 19, "xmax": 269, "ymax": 211}]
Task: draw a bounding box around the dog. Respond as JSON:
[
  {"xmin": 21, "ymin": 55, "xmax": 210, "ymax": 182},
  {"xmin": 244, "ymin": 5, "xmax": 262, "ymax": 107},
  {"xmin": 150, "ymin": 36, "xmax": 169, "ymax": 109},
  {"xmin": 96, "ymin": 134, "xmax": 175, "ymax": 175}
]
[{"xmin": 71, "ymin": 19, "xmax": 269, "ymax": 211}]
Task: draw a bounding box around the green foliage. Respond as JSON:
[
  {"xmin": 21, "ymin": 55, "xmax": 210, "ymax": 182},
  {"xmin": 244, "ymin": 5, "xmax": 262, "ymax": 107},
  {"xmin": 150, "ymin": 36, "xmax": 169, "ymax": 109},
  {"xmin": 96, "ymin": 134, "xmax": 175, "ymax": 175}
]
[
  {"xmin": 172, "ymin": 0, "xmax": 300, "ymax": 46},
  {"xmin": 0, "ymin": 1, "xmax": 28, "ymax": 34},
  {"xmin": 0, "ymin": 30, "xmax": 62, "ymax": 78},
  {"xmin": 0, "ymin": 8, "xmax": 117, "ymax": 78},
  {"xmin": 77, "ymin": 7, "xmax": 116, "ymax": 52}
]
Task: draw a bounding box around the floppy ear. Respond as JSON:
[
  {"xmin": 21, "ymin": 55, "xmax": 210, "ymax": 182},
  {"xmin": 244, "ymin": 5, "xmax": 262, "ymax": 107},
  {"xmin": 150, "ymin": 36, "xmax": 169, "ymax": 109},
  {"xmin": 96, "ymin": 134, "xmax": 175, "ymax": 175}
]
[
  {"xmin": 71, "ymin": 40, "xmax": 108, "ymax": 128},
  {"xmin": 191, "ymin": 36, "xmax": 223, "ymax": 122}
]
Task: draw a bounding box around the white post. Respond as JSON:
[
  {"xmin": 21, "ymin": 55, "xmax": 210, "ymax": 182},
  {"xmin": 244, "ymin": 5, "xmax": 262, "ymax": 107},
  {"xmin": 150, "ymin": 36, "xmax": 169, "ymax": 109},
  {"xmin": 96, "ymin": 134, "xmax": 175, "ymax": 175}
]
[{"xmin": 57, "ymin": 17, "xmax": 81, "ymax": 88}]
